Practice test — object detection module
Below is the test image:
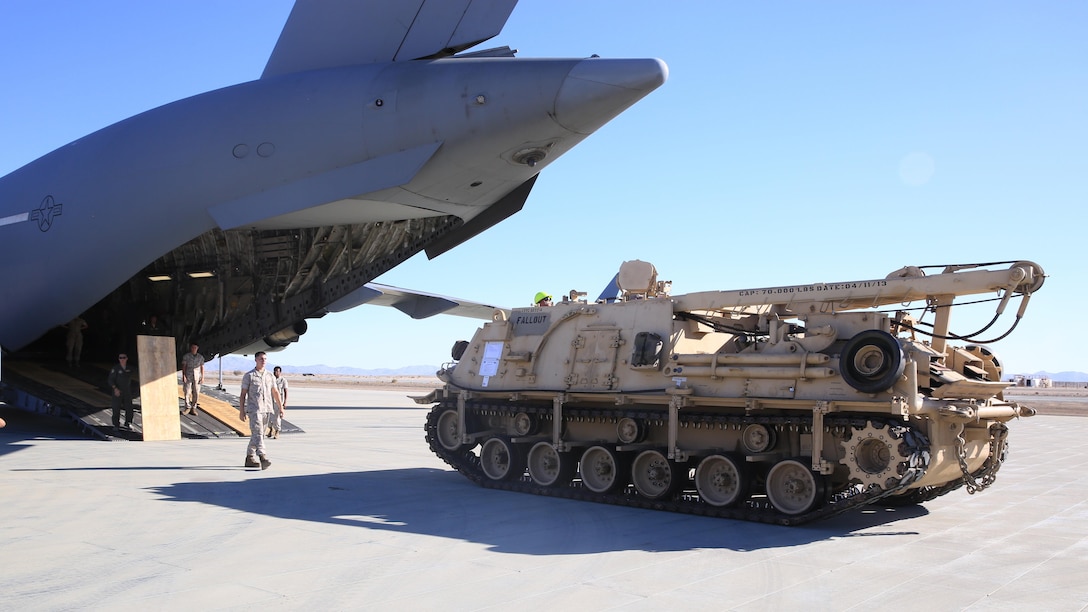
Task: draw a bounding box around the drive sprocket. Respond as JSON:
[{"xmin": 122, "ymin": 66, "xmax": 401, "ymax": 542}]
[{"xmin": 839, "ymin": 421, "xmax": 913, "ymax": 490}]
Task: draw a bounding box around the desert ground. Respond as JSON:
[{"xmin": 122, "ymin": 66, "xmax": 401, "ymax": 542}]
[
  {"xmin": 1004, "ymin": 386, "xmax": 1088, "ymax": 417},
  {"xmin": 207, "ymin": 371, "xmax": 1088, "ymax": 417},
  {"xmin": 209, "ymin": 372, "xmax": 444, "ymax": 392}
]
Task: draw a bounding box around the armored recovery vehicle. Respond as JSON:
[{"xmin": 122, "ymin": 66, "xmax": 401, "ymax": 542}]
[{"xmin": 419, "ymin": 260, "xmax": 1045, "ymax": 525}]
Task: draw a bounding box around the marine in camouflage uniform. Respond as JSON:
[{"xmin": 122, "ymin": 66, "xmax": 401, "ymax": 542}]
[
  {"xmin": 270, "ymin": 366, "xmax": 289, "ymax": 438},
  {"xmin": 238, "ymin": 352, "xmax": 282, "ymax": 469},
  {"xmin": 180, "ymin": 342, "xmax": 205, "ymax": 415}
]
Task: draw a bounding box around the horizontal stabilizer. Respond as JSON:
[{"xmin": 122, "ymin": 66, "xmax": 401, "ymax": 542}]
[
  {"xmin": 391, "ymin": 294, "xmax": 458, "ymax": 320},
  {"xmin": 263, "ymin": 0, "xmax": 518, "ymax": 78},
  {"xmin": 324, "ymin": 283, "xmax": 507, "ymax": 320}
]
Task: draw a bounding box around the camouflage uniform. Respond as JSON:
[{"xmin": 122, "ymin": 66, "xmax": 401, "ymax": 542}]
[
  {"xmin": 241, "ymin": 367, "xmax": 276, "ymax": 461},
  {"xmin": 180, "ymin": 351, "xmax": 204, "ymax": 413},
  {"xmin": 270, "ymin": 371, "xmax": 289, "ymax": 436}
]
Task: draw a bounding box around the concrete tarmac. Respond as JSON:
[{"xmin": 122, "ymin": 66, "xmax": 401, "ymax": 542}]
[{"xmin": 1, "ymin": 386, "xmax": 1086, "ymax": 611}]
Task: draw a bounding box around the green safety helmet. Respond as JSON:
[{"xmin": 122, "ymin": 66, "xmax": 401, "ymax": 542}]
[{"xmin": 534, "ymin": 291, "xmax": 552, "ymax": 304}]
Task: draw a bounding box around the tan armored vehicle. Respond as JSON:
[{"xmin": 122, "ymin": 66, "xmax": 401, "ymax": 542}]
[{"xmin": 419, "ymin": 260, "xmax": 1045, "ymax": 524}]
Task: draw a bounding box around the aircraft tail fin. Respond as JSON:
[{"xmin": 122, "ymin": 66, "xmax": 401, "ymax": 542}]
[
  {"xmin": 597, "ymin": 273, "xmax": 621, "ymax": 303},
  {"xmin": 263, "ymin": 0, "xmax": 518, "ymax": 78}
]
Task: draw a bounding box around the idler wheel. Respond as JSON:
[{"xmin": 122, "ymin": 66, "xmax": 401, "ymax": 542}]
[
  {"xmin": 527, "ymin": 441, "xmax": 576, "ymax": 487},
  {"xmin": 435, "ymin": 409, "xmax": 472, "ymax": 451},
  {"xmin": 479, "ymin": 437, "xmax": 526, "ymax": 481},
  {"xmin": 631, "ymin": 449, "xmax": 685, "ymax": 500},
  {"xmin": 579, "ymin": 446, "xmax": 629, "ymax": 494},
  {"xmin": 695, "ymin": 454, "xmax": 748, "ymax": 507},
  {"xmin": 765, "ymin": 458, "xmax": 823, "ymax": 515}
]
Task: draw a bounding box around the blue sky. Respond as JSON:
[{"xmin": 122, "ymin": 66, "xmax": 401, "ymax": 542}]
[{"xmin": 1, "ymin": 2, "xmax": 1084, "ymax": 375}]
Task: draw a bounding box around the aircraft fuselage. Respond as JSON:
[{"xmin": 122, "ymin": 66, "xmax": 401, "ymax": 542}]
[{"xmin": 1, "ymin": 56, "xmax": 665, "ymax": 354}]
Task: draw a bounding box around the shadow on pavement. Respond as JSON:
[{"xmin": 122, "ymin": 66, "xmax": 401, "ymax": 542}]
[
  {"xmin": 148, "ymin": 467, "xmax": 928, "ymax": 554},
  {"xmin": 0, "ymin": 406, "xmax": 90, "ymax": 457}
]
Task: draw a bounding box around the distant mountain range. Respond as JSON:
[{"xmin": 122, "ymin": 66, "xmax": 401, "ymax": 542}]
[
  {"xmin": 205, "ymin": 355, "xmax": 1085, "ymax": 382},
  {"xmin": 1023, "ymin": 371, "xmax": 1088, "ymax": 383},
  {"xmin": 205, "ymin": 354, "xmax": 439, "ymax": 377}
]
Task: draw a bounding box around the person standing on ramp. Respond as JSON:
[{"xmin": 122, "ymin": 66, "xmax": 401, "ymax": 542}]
[
  {"xmin": 108, "ymin": 353, "xmax": 135, "ymax": 432},
  {"xmin": 180, "ymin": 342, "xmax": 205, "ymax": 415}
]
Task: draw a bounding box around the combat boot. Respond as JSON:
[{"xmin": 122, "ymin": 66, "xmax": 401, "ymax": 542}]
[
  {"xmin": 259, "ymin": 455, "xmax": 271, "ymax": 470},
  {"xmin": 244, "ymin": 456, "xmax": 260, "ymax": 468}
]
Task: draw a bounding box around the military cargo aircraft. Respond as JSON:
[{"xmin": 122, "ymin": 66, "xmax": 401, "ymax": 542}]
[{"xmin": 0, "ymin": 0, "xmax": 666, "ymax": 361}]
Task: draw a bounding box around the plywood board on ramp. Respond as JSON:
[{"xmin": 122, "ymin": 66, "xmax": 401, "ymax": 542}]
[{"xmin": 137, "ymin": 336, "xmax": 180, "ymax": 441}]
